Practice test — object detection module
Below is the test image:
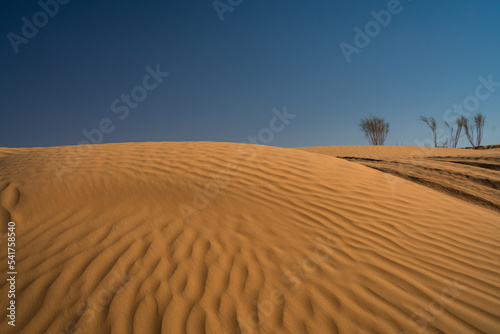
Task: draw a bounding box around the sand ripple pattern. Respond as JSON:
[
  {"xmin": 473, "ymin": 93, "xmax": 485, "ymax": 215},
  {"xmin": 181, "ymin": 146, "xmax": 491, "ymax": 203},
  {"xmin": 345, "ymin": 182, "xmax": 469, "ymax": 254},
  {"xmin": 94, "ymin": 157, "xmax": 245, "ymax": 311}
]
[{"xmin": 0, "ymin": 142, "xmax": 499, "ymax": 334}]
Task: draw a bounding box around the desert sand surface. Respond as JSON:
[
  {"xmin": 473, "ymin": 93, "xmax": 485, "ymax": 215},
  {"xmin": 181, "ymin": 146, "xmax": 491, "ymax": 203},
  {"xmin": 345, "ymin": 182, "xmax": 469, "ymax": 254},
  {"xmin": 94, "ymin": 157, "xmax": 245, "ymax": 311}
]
[
  {"xmin": 0, "ymin": 142, "xmax": 499, "ymax": 334},
  {"xmin": 297, "ymin": 145, "xmax": 500, "ymax": 213}
]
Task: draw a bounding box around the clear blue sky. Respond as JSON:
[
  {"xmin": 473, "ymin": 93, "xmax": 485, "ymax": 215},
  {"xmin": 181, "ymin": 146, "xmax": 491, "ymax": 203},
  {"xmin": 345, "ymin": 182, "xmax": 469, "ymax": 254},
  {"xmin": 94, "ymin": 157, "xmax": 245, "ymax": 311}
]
[{"xmin": 1, "ymin": 0, "xmax": 499, "ymax": 148}]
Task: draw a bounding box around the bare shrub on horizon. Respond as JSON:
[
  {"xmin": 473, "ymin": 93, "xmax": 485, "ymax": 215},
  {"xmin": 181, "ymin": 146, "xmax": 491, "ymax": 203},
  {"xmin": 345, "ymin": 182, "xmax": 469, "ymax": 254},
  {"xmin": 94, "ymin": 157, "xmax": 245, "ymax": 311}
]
[
  {"xmin": 419, "ymin": 116, "xmax": 439, "ymax": 147},
  {"xmin": 463, "ymin": 112, "xmax": 486, "ymax": 149},
  {"xmin": 445, "ymin": 117, "xmax": 465, "ymax": 148},
  {"xmin": 359, "ymin": 115, "xmax": 389, "ymax": 145}
]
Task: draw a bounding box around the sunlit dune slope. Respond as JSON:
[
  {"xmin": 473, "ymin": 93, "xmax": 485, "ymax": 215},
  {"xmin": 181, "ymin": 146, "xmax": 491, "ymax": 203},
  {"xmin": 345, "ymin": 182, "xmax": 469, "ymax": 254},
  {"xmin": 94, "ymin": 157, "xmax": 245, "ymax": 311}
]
[
  {"xmin": 296, "ymin": 145, "xmax": 500, "ymax": 213},
  {"xmin": 0, "ymin": 142, "xmax": 499, "ymax": 334}
]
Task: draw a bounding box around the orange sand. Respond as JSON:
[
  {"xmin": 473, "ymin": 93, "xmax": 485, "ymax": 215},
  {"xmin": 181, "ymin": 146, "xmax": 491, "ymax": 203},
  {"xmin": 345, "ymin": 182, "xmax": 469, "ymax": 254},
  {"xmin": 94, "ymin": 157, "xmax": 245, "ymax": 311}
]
[{"xmin": 1, "ymin": 142, "xmax": 499, "ymax": 333}]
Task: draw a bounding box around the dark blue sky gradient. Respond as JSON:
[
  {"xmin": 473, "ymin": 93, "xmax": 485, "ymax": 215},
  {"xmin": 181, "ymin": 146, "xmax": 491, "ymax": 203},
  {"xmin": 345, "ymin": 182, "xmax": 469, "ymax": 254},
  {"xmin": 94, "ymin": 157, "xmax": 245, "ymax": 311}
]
[{"xmin": 1, "ymin": 0, "xmax": 499, "ymax": 148}]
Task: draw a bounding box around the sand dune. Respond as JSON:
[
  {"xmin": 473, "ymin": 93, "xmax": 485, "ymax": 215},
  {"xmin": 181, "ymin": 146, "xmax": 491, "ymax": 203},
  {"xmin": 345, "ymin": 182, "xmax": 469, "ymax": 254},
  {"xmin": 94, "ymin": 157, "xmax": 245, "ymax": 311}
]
[
  {"xmin": 0, "ymin": 142, "xmax": 499, "ymax": 333},
  {"xmin": 296, "ymin": 145, "xmax": 500, "ymax": 212}
]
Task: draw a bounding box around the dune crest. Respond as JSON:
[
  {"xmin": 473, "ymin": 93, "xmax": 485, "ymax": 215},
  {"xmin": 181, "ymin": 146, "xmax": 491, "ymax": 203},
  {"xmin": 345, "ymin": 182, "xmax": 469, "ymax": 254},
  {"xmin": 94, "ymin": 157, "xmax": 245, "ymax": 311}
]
[{"xmin": 1, "ymin": 142, "xmax": 499, "ymax": 333}]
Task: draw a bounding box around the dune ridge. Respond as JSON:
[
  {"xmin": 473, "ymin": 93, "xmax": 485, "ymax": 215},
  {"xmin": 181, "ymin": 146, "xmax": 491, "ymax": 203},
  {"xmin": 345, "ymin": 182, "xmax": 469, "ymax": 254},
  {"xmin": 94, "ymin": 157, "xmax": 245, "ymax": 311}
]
[{"xmin": 0, "ymin": 142, "xmax": 499, "ymax": 333}]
